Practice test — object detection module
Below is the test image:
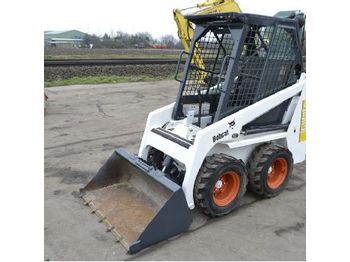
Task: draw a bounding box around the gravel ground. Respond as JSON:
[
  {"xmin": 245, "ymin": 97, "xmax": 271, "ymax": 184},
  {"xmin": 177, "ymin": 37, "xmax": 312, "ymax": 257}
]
[
  {"xmin": 44, "ymin": 48, "xmax": 182, "ymax": 81},
  {"xmin": 44, "ymin": 64, "xmax": 177, "ymax": 81},
  {"xmin": 44, "ymin": 80, "xmax": 306, "ymax": 260},
  {"xmin": 45, "ymin": 47, "xmax": 181, "ymax": 58}
]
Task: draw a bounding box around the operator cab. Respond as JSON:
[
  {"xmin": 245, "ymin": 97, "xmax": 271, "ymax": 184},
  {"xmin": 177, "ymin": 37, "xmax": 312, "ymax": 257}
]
[{"xmin": 173, "ymin": 12, "xmax": 304, "ymax": 129}]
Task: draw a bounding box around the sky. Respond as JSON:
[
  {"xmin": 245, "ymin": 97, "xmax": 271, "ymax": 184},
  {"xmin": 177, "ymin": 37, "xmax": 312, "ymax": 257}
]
[{"xmin": 43, "ymin": 0, "xmax": 306, "ymax": 39}]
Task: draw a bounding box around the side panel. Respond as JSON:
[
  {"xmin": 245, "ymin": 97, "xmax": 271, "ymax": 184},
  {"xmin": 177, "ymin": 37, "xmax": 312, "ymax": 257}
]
[
  {"xmin": 207, "ymin": 143, "xmax": 258, "ymax": 164},
  {"xmin": 138, "ymin": 103, "xmax": 175, "ymax": 158},
  {"xmin": 286, "ymin": 81, "xmax": 306, "ymax": 163}
]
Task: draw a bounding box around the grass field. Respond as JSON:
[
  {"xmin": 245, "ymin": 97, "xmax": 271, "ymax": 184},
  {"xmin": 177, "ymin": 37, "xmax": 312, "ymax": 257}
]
[
  {"xmin": 44, "ymin": 75, "xmax": 173, "ymax": 87},
  {"xmin": 44, "ymin": 47, "xmax": 181, "ymax": 60},
  {"xmin": 45, "ymin": 54, "xmax": 179, "ymax": 60}
]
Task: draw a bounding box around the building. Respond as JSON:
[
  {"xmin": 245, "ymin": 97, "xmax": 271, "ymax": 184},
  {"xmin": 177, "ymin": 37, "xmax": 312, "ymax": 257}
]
[{"xmin": 44, "ymin": 30, "xmax": 85, "ymax": 47}]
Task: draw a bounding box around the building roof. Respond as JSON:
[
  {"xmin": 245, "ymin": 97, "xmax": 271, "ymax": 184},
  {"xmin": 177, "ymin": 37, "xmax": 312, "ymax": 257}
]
[{"xmin": 44, "ymin": 30, "xmax": 86, "ymax": 40}]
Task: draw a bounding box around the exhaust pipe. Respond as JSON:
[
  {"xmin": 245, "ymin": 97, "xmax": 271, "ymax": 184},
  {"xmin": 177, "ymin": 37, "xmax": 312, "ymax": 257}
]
[{"xmin": 80, "ymin": 148, "xmax": 192, "ymax": 254}]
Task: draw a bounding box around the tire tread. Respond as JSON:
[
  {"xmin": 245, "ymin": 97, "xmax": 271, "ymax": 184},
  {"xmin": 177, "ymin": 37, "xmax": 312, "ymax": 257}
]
[
  {"xmin": 247, "ymin": 143, "xmax": 293, "ymax": 197},
  {"xmin": 194, "ymin": 153, "xmax": 248, "ymax": 217}
]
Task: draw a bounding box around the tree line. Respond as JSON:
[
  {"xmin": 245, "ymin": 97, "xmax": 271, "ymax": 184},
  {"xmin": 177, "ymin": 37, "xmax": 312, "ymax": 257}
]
[{"xmin": 82, "ymin": 31, "xmax": 183, "ymax": 49}]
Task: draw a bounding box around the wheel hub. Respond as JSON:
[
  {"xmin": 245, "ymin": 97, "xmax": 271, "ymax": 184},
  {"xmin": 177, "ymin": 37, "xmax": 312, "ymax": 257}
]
[
  {"xmin": 267, "ymin": 157, "xmax": 288, "ymax": 189},
  {"xmin": 268, "ymin": 166, "xmax": 273, "ymax": 173},
  {"xmin": 215, "ymin": 180, "xmax": 223, "ymax": 189},
  {"xmin": 213, "ymin": 171, "xmax": 240, "ymax": 206}
]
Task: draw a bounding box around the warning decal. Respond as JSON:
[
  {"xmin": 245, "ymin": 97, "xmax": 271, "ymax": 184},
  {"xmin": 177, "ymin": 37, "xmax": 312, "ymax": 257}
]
[{"xmin": 299, "ymin": 99, "xmax": 306, "ymax": 142}]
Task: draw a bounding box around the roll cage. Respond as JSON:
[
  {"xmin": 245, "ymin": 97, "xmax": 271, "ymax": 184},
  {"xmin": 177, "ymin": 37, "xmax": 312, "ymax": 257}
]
[{"xmin": 173, "ymin": 12, "xmax": 303, "ymax": 127}]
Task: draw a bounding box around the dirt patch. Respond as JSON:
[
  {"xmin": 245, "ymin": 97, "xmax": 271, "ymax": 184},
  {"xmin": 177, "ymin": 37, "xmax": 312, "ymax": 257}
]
[
  {"xmin": 44, "ymin": 64, "xmax": 177, "ymax": 81},
  {"xmin": 275, "ymin": 222, "xmax": 305, "ymax": 236},
  {"xmin": 45, "ymin": 47, "xmax": 181, "ymax": 58},
  {"xmin": 46, "ymin": 167, "xmax": 94, "ymax": 185},
  {"xmin": 61, "ymin": 170, "xmax": 93, "ymax": 185},
  {"xmin": 94, "ymin": 233, "xmax": 109, "ymax": 242},
  {"xmin": 49, "ymin": 126, "xmax": 66, "ymax": 131},
  {"xmin": 53, "ymin": 190, "xmax": 63, "ymax": 196},
  {"xmin": 71, "ymin": 191, "xmax": 81, "ymax": 198},
  {"xmin": 285, "ymin": 183, "xmax": 306, "ymax": 192}
]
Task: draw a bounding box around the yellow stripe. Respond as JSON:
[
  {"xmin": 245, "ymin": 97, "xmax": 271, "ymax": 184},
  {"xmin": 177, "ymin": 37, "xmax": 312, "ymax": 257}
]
[{"xmin": 299, "ymin": 99, "xmax": 306, "ymax": 142}]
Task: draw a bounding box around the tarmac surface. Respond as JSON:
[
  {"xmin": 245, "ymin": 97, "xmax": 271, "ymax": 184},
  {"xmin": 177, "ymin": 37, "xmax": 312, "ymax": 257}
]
[{"xmin": 44, "ymin": 80, "xmax": 306, "ymax": 260}]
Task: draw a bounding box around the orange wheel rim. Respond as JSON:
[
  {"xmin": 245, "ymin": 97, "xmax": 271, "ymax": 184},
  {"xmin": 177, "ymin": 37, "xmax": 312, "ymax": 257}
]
[
  {"xmin": 267, "ymin": 157, "xmax": 288, "ymax": 189},
  {"xmin": 213, "ymin": 171, "xmax": 240, "ymax": 206}
]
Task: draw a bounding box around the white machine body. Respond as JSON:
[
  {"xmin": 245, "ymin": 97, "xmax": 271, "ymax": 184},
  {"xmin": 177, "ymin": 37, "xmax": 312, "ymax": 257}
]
[{"xmin": 139, "ymin": 74, "xmax": 306, "ymax": 209}]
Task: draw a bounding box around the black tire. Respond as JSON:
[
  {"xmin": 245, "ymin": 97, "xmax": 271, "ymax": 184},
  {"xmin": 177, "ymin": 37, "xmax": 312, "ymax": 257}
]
[
  {"xmin": 194, "ymin": 153, "xmax": 248, "ymax": 217},
  {"xmin": 247, "ymin": 144, "xmax": 293, "ymax": 198},
  {"xmin": 147, "ymin": 147, "xmax": 164, "ymax": 169}
]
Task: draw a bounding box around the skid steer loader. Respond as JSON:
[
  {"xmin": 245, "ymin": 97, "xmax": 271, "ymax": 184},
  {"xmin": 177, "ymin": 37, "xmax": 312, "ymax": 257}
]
[{"xmin": 81, "ymin": 12, "xmax": 306, "ymax": 254}]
